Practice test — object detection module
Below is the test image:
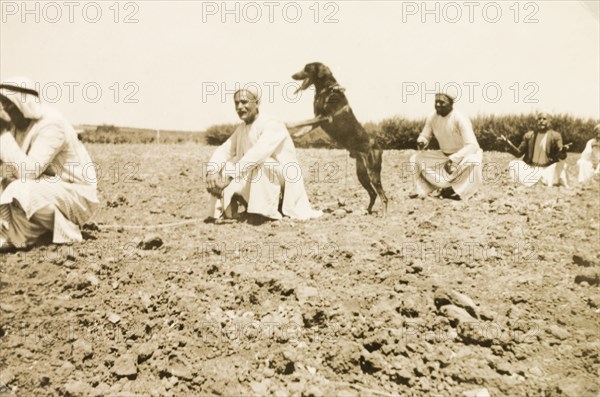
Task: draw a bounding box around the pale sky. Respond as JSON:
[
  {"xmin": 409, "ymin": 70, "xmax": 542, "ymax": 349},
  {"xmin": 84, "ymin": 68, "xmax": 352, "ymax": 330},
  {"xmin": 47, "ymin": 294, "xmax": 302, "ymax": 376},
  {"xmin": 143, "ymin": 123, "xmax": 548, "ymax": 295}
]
[{"xmin": 1, "ymin": 0, "xmax": 599, "ymax": 131}]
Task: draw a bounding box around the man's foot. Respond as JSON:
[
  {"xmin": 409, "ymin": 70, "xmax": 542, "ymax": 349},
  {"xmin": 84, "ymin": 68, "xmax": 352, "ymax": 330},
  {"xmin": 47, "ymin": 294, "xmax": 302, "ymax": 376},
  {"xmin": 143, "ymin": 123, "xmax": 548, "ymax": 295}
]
[
  {"xmin": 408, "ymin": 192, "xmax": 420, "ymax": 199},
  {"xmin": 440, "ymin": 187, "xmax": 460, "ymax": 200},
  {"xmin": 215, "ymin": 218, "xmax": 237, "ymax": 225},
  {"xmin": 0, "ymin": 239, "xmax": 16, "ymax": 253},
  {"xmin": 240, "ymin": 212, "xmax": 274, "ymax": 225}
]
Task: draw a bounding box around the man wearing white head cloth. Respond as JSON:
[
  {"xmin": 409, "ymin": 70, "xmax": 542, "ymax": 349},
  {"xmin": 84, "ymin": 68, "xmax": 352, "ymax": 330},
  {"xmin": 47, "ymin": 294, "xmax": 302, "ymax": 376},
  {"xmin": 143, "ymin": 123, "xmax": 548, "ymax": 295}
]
[
  {"xmin": 499, "ymin": 111, "xmax": 570, "ymax": 187},
  {"xmin": 408, "ymin": 93, "xmax": 483, "ymax": 200},
  {"xmin": 0, "ymin": 77, "xmax": 99, "ymax": 250},
  {"xmin": 204, "ymin": 87, "xmax": 322, "ymax": 221},
  {"xmin": 576, "ymin": 123, "xmax": 600, "ymax": 184}
]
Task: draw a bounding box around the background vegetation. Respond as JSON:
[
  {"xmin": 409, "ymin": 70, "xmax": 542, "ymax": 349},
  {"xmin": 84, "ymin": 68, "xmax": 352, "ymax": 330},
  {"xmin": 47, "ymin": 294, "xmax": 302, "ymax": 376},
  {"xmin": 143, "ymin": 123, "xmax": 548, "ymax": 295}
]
[{"xmin": 79, "ymin": 114, "xmax": 598, "ymax": 152}]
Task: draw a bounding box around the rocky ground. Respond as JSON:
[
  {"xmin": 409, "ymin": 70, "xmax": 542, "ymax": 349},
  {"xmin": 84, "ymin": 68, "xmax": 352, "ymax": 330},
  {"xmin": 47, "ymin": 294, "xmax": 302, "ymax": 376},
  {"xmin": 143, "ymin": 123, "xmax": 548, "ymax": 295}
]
[{"xmin": 1, "ymin": 144, "xmax": 599, "ymax": 397}]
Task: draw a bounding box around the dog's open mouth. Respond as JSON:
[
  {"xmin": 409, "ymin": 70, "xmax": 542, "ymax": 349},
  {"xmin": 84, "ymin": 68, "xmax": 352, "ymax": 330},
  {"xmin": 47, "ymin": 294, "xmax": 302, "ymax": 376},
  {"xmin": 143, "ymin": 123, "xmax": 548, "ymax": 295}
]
[{"xmin": 291, "ymin": 71, "xmax": 312, "ymax": 94}]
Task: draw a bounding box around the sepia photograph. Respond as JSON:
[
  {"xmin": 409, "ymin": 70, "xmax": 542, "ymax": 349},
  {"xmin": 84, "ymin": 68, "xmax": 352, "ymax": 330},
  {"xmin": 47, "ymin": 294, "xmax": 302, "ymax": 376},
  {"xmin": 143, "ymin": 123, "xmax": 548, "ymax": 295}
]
[{"xmin": 1, "ymin": 1, "xmax": 599, "ymax": 396}]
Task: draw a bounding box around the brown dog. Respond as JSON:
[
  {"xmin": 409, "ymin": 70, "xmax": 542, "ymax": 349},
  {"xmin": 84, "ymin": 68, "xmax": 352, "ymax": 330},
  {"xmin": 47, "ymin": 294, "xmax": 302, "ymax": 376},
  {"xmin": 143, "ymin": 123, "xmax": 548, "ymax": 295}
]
[{"xmin": 292, "ymin": 62, "xmax": 388, "ymax": 214}]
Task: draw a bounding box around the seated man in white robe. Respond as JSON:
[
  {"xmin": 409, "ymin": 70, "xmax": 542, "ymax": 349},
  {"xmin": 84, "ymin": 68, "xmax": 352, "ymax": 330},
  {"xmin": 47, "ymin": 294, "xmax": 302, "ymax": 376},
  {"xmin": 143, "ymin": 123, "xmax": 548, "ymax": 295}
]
[
  {"xmin": 576, "ymin": 123, "xmax": 600, "ymax": 184},
  {"xmin": 204, "ymin": 88, "xmax": 322, "ymax": 221},
  {"xmin": 408, "ymin": 93, "xmax": 483, "ymax": 200},
  {"xmin": 499, "ymin": 112, "xmax": 570, "ymax": 187},
  {"xmin": 0, "ymin": 77, "xmax": 99, "ymax": 251}
]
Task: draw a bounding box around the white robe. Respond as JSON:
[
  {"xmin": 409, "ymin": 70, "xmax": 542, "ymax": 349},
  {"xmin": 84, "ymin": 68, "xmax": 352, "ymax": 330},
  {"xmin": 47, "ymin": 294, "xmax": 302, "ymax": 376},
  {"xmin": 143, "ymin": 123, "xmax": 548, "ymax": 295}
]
[
  {"xmin": 509, "ymin": 160, "xmax": 569, "ymax": 187},
  {"xmin": 206, "ymin": 113, "xmax": 322, "ymax": 220},
  {"xmin": 576, "ymin": 138, "xmax": 600, "ymax": 183},
  {"xmin": 410, "ymin": 110, "xmax": 483, "ymax": 199},
  {"xmin": 0, "ymin": 104, "xmax": 98, "ymax": 247}
]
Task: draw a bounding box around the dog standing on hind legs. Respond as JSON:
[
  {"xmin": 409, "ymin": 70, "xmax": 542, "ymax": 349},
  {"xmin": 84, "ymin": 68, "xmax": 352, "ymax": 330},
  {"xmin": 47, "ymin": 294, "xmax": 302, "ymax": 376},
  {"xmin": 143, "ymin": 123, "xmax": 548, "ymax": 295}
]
[{"xmin": 291, "ymin": 62, "xmax": 388, "ymax": 215}]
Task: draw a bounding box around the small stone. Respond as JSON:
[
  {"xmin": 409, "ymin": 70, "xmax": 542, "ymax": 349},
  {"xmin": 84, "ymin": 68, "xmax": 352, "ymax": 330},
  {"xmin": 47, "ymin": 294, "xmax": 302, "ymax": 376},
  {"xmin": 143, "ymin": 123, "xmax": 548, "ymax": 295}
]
[
  {"xmin": 333, "ymin": 209, "xmax": 347, "ymax": 218},
  {"xmin": 464, "ymin": 388, "xmax": 490, "ymax": 397},
  {"xmin": 139, "ymin": 234, "xmax": 163, "ymax": 250},
  {"xmin": 138, "ymin": 292, "xmax": 152, "ymax": 312},
  {"xmin": 548, "ymin": 325, "xmax": 570, "ymax": 340},
  {"xmin": 0, "ymin": 303, "xmax": 17, "ymax": 312},
  {"xmin": 85, "ymin": 274, "xmax": 99, "ymax": 287},
  {"xmin": 107, "ymin": 313, "xmax": 121, "ymax": 324},
  {"xmin": 0, "ymin": 369, "xmax": 15, "ymax": 385},
  {"xmin": 494, "ymin": 361, "xmax": 512, "ymax": 375},
  {"xmin": 91, "ymin": 382, "xmax": 111, "ymax": 397},
  {"xmin": 72, "ymin": 339, "xmax": 93, "ymax": 363},
  {"xmin": 64, "ymin": 380, "xmax": 91, "ymax": 396},
  {"xmin": 449, "ymin": 290, "xmax": 479, "ymax": 318},
  {"xmin": 555, "ymin": 378, "xmax": 597, "ymax": 397},
  {"xmin": 112, "ymin": 353, "xmax": 137, "ymax": 377},
  {"xmin": 441, "ymin": 305, "xmax": 475, "ymax": 326},
  {"xmin": 434, "ymin": 289, "xmax": 478, "ymax": 318},
  {"xmin": 39, "ymin": 374, "xmax": 51, "ymax": 387},
  {"xmin": 136, "ymin": 342, "xmax": 157, "ymax": 362},
  {"xmin": 575, "ymin": 269, "xmax": 600, "ymax": 286},
  {"xmin": 250, "ymin": 380, "xmax": 270, "ymax": 395},
  {"xmin": 170, "ymin": 363, "xmax": 193, "ymax": 381},
  {"xmin": 295, "ymin": 285, "xmax": 319, "ymax": 303},
  {"xmin": 529, "ymin": 366, "xmax": 543, "ymax": 377},
  {"xmin": 573, "ymin": 254, "xmax": 596, "ymax": 267}
]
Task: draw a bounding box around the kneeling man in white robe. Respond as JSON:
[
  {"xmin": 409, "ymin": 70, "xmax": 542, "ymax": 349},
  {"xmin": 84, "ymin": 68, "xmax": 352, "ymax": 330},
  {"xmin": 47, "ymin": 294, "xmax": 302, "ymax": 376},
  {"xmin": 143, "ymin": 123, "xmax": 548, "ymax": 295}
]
[
  {"xmin": 0, "ymin": 77, "xmax": 99, "ymax": 250},
  {"xmin": 576, "ymin": 123, "xmax": 600, "ymax": 184},
  {"xmin": 409, "ymin": 93, "xmax": 483, "ymax": 200},
  {"xmin": 204, "ymin": 88, "xmax": 322, "ymax": 221}
]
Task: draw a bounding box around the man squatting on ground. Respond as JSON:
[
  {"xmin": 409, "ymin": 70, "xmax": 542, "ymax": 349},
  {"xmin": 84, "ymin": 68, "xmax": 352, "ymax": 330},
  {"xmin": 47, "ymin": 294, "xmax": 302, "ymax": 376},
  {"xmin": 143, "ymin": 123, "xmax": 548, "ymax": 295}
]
[
  {"xmin": 0, "ymin": 77, "xmax": 99, "ymax": 251},
  {"xmin": 409, "ymin": 92, "xmax": 483, "ymax": 200},
  {"xmin": 576, "ymin": 123, "xmax": 600, "ymax": 184},
  {"xmin": 204, "ymin": 87, "xmax": 322, "ymax": 221},
  {"xmin": 500, "ymin": 111, "xmax": 570, "ymax": 188}
]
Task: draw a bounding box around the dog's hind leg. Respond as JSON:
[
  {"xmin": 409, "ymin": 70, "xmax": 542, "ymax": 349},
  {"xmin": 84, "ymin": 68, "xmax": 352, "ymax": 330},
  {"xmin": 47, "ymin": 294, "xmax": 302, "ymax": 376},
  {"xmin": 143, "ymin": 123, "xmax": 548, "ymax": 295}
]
[
  {"xmin": 368, "ymin": 147, "xmax": 388, "ymax": 215},
  {"xmin": 356, "ymin": 154, "xmax": 377, "ymax": 214}
]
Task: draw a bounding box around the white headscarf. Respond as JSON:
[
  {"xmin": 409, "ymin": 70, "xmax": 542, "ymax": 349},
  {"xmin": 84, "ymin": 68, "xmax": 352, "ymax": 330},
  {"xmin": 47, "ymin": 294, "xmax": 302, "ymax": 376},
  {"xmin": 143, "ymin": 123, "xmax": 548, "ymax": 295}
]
[
  {"xmin": 234, "ymin": 85, "xmax": 261, "ymax": 103},
  {"xmin": 0, "ymin": 77, "xmax": 43, "ymax": 120}
]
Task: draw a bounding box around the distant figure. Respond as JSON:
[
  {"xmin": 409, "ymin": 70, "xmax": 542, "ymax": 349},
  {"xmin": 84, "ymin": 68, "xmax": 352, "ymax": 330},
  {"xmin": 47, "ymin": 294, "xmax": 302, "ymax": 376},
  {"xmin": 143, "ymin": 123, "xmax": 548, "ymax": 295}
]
[
  {"xmin": 204, "ymin": 87, "xmax": 322, "ymax": 221},
  {"xmin": 0, "ymin": 77, "xmax": 99, "ymax": 251},
  {"xmin": 409, "ymin": 93, "xmax": 483, "ymax": 200},
  {"xmin": 576, "ymin": 123, "xmax": 600, "ymax": 184},
  {"xmin": 499, "ymin": 111, "xmax": 570, "ymax": 187}
]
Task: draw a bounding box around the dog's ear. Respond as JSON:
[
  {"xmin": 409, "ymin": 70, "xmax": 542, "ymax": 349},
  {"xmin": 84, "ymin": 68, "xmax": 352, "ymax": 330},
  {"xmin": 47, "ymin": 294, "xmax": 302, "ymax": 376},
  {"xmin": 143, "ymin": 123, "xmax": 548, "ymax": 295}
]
[{"xmin": 317, "ymin": 64, "xmax": 331, "ymax": 78}]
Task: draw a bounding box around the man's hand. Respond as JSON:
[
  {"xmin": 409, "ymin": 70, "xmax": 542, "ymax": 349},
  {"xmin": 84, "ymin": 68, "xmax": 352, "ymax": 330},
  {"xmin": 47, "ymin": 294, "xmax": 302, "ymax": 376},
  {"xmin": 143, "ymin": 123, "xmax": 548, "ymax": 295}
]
[
  {"xmin": 562, "ymin": 142, "xmax": 573, "ymax": 151},
  {"xmin": 205, "ymin": 173, "xmax": 232, "ymax": 198},
  {"xmin": 416, "ymin": 136, "xmax": 428, "ymax": 151},
  {"xmin": 444, "ymin": 159, "xmax": 455, "ymax": 175},
  {"xmin": 497, "ymin": 134, "xmax": 509, "ymax": 143}
]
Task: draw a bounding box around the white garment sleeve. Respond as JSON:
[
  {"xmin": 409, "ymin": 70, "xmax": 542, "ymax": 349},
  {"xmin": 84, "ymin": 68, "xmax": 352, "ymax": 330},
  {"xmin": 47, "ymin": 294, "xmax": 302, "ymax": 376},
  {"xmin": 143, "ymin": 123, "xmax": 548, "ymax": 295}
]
[
  {"xmin": 224, "ymin": 120, "xmax": 288, "ymax": 180},
  {"xmin": 0, "ymin": 125, "xmax": 66, "ymax": 180},
  {"xmin": 206, "ymin": 130, "xmax": 238, "ymax": 176},
  {"xmin": 448, "ymin": 114, "xmax": 479, "ymax": 163}
]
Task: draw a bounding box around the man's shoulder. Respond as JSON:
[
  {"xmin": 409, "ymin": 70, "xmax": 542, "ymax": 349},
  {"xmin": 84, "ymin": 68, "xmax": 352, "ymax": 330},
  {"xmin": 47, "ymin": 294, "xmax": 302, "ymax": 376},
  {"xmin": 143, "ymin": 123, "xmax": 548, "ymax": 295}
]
[
  {"xmin": 256, "ymin": 114, "xmax": 287, "ymax": 132},
  {"xmin": 546, "ymin": 129, "xmax": 562, "ymax": 138},
  {"xmin": 425, "ymin": 111, "xmax": 438, "ymax": 122},
  {"xmin": 450, "ymin": 109, "xmax": 470, "ymax": 122}
]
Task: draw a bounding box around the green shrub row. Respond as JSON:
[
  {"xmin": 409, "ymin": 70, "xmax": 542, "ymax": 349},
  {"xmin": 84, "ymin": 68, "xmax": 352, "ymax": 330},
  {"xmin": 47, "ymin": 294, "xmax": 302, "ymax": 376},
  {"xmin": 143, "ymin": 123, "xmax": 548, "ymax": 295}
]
[{"xmin": 204, "ymin": 114, "xmax": 598, "ymax": 152}]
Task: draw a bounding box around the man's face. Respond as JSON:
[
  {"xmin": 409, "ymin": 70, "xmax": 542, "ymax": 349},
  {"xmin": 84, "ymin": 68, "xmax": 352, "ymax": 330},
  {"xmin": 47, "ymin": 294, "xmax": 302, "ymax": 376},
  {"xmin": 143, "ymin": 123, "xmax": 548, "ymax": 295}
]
[
  {"xmin": 536, "ymin": 113, "xmax": 549, "ymax": 131},
  {"xmin": 234, "ymin": 91, "xmax": 259, "ymax": 124},
  {"xmin": 435, "ymin": 96, "xmax": 453, "ymax": 117}
]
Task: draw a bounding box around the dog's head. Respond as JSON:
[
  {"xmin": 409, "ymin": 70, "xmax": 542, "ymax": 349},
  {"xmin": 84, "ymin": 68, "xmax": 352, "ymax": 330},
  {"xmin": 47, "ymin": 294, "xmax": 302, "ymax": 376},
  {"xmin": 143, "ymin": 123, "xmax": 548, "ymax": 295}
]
[{"xmin": 291, "ymin": 62, "xmax": 335, "ymax": 94}]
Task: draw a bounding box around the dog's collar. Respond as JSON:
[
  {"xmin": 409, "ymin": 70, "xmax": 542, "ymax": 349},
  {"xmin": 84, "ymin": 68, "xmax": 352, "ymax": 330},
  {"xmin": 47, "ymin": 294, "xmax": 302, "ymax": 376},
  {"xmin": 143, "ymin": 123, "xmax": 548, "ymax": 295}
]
[{"xmin": 318, "ymin": 83, "xmax": 345, "ymax": 96}]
